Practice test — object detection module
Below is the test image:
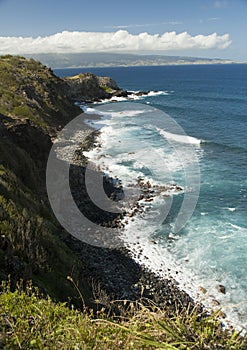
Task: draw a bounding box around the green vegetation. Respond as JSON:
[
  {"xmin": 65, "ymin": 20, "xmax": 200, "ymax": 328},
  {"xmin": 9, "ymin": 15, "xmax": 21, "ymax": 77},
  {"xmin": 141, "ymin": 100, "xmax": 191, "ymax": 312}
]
[
  {"xmin": 0, "ymin": 55, "xmax": 80, "ymax": 129},
  {"xmin": 0, "ymin": 56, "xmax": 246, "ymax": 349},
  {"xmin": 0, "ymin": 140, "xmax": 93, "ymax": 305},
  {"xmin": 101, "ymin": 85, "xmax": 114, "ymax": 93},
  {"xmin": 0, "ymin": 281, "xmax": 246, "ymax": 349},
  {"xmin": 0, "ymin": 55, "xmax": 90, "ymax": 303}
]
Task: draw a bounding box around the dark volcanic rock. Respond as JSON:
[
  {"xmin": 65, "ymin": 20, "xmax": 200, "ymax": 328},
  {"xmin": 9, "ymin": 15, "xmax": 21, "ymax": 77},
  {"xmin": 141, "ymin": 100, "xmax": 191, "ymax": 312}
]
[
  {"xmin": 65, "ymin": 236, "xmax": 197, "ymax": 315},
  {"xmin": 218, "ymin": 284, "xmax": 226, "ymax": 294},
  {"xmin": 64, "ymin": 73, "xmax": 128, "ymax": 102},
  {"xmin": 134, "ymin": 91, "xmax": 150, "ymax": 96}
]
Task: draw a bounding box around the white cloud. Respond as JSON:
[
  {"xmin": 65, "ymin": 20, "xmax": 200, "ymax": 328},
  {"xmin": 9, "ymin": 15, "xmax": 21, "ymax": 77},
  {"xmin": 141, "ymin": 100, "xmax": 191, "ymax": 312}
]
[{"xmin": 0, "ymin": 30, "xmax": 232, "ymax": 54}]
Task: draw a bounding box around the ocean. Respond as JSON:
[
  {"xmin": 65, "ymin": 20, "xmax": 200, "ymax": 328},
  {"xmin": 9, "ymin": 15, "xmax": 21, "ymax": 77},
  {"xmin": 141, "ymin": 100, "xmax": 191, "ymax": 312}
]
[{"xmin": 55, "ymin": 64, "xmax": 247, "ymax": 330}]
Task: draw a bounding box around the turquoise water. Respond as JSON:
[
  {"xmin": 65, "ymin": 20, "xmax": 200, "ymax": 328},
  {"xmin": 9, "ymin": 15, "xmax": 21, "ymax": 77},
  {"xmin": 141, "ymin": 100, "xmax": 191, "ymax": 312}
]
[{"xmin": 56, "ymin": 65, "xmax": 247, "ymax": 329}]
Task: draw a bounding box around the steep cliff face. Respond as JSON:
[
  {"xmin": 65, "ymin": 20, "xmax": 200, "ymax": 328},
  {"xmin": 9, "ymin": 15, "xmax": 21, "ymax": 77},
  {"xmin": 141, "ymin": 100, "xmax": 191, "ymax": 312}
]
[
  {"xmin": 64, "ymin": 72, "xmax": 128, "ymax": 101},
  {"xmin": 0, "ymin": 56, "xmax": 92, "ymax": 303}
]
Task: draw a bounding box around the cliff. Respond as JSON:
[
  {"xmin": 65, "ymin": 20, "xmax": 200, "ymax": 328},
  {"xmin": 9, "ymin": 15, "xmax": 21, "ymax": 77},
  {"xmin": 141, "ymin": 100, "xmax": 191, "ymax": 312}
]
[
  {"xmin": 0, "ymin": 56, "xmax": 246, "ymax": 350},
  {"xmin": 64, "ymin": 72, "xmax": 127, "ymax": 102},
  {"xmin": 0, "ymin": 56, "xmax": 155, "ymax": 306},
  {"xmin": 0, "ymin": 55, "xmax": 82, "ymax": 135},
  {"xmin": 0, "ymin": 55, "xmax": 93, "ymax": 303}
]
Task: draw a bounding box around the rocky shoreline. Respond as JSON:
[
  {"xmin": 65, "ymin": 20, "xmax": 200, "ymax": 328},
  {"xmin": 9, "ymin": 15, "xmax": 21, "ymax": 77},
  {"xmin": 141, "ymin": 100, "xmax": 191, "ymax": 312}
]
[
  {"xmin": 0, "ymin": 56, "xmax": 240, "ymax": 337},
  {"xmin": 63, "ymin": 72, "xmax": 157, "ymax": 104},
  {"xmin": 63, "ymin": 120, "xmax": 199, "ymax": 316},
  {"xmin": 61, "ymin": 74, "xmax": 232, "ymax": 324}
]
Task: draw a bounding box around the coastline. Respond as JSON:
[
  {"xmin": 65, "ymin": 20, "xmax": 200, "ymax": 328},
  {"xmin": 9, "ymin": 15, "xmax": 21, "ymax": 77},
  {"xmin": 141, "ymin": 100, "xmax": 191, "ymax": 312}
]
[
  {"xmin": 47, "ymin": 67, "xmax": 246, "ymax": 331},
  {"xmin": 57, "ymin": 110, "xmax": 197, "ymax": 314},
  {"xmin": 1, "ymin": 56, "xmax": 246, "ymax": 348},
  {"xmin": 64, "ymin": 108, "xmax": 245, "ymax": 332}
]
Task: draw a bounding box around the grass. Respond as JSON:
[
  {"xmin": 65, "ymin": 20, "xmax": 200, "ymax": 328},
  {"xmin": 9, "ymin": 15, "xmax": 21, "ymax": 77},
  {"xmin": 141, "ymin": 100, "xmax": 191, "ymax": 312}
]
[
  {"xmin": 0, "ymin": 55, "xmax": 93, "ymax": 304},
  {"xmin": 100, "ymin": 85, "xmax": 113, "ymax": 93},
  {"xmin": 0, "ymin": 280, "xmax": 246, "ymax": 350},
  {"xmin": 0, "ymin": 55, "xmax": 246, "ymax": 349},
  {"xmin": 0, "ymin": 55, "xmax": 81, "ymax": 130}
]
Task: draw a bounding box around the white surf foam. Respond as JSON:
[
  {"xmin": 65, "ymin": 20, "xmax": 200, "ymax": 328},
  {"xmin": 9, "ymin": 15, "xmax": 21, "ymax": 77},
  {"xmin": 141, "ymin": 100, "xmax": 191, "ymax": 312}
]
[
  {"xmin": 81, "ymin": 106, "xmax": 246, "ymax": 332},
  {"xmin": 230, "ymin": 223, "xmax": 246, "ymax": 230},
  {"xmin": 107, "ymin": 109, "xmax": 146, "ymax": 118},
  {"xmin": 121, "ymin": 216, "xmax": 247, "ymax": 333},
  {"xmin": 146, "ymin": 90, "xmax": 170, "ymax": 97},
  {"xmin": 95, "ymin": 90, "xmax": 170, "ymax": 103},
  {"xmin": 82, "ymin": 106, "xmax": 107, "ymax": 115},
  {"xmin": 84, "ymin": 106, "xmax": 146, "ymax": 119},
  {"xmin": 156, "ymin": 127, "xmax": 202, "ymax": 146}
]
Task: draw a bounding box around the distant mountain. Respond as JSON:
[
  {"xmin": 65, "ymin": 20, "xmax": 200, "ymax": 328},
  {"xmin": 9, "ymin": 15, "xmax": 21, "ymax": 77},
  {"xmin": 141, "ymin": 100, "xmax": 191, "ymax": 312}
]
[{"xmin": 24, "ymin": 52, "xmax": 235, "ymax": 69}]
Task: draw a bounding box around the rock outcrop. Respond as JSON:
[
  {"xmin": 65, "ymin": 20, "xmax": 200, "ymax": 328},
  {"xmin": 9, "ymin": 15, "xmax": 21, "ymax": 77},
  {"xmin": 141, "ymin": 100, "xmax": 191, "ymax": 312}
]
[{"xmin": 64, "ymin": 72, "xmax": 128, "ymax": 102}]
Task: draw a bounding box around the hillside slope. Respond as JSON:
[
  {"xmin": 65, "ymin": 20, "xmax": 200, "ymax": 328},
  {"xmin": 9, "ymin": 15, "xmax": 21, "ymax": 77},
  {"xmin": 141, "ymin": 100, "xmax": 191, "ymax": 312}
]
[
  {"xmin": 0, "ymin": 55, "xmax": 93, "ymax": 303},
  {"xmin": 0, "ymin": 55, "xmax": 154, "ymax": 307}
]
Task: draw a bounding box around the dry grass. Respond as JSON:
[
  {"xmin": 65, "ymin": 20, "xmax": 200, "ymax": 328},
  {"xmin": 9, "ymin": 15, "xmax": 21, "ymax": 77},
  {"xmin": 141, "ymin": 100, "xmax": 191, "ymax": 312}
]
[{"xmin": 0, "ymin": 280, "xmax": 246, "ymax": 349}]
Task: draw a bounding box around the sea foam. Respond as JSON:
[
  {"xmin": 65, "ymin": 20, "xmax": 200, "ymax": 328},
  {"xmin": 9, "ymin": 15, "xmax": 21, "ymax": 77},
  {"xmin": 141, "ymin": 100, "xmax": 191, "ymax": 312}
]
[{"xmin": 156, "ymin": 127, "xmax": 202, "ymax": 146}]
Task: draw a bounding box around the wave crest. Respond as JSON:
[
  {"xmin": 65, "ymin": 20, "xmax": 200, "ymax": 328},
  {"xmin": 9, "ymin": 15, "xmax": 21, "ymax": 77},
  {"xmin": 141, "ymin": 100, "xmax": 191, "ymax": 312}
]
[{"xmin": 156, "ymin": 127, "xmax": 202, "ymax": 146}]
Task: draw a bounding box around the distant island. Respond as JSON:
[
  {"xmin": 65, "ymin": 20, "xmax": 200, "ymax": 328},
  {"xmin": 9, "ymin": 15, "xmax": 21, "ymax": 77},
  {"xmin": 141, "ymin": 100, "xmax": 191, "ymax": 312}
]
[{"xmin": 24, "ymin": 52, "xmax": 238, "ymax": 69}]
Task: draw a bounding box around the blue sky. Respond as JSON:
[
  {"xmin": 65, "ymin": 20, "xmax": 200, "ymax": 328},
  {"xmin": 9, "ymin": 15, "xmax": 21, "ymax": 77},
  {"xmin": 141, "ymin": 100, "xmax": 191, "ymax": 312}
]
[{"xmin": 0, "ymin": 0, "xmax": 246, "ymax": 60}]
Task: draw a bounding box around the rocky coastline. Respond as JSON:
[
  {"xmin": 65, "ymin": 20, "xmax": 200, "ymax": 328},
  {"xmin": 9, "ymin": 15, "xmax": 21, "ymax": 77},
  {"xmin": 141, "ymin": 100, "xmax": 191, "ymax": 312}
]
[
  {"xmin": 0, "ymin": 56, "xmax": 211, "ymax": 320},
  {"xmin": 63, "ymin": 72, "xmax": 157, "ymax": 103},
  {"xmin": 1, "ymin": 56, "xmax": 194, "ymax": 314},
  {"xmin": 1, "ymin": 54, "xmax": 246, "ymax": 350},
  {"xmin": 62, "ymin": 121, "xmax": 199, "ymax": 316}
]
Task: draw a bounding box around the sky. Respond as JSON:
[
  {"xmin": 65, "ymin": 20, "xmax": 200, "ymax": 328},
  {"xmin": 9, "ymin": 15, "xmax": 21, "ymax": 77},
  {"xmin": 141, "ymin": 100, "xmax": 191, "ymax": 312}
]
[{"xmin": 0, "ymin": 0, "xmax": 246, "ymax": 60}]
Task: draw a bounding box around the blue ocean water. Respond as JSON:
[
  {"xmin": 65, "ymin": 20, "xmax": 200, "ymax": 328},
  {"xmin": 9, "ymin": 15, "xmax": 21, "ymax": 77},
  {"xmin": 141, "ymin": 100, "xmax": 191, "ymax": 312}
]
[{"xmin": 55, "ymin": 65, "xmax": 247, "ymax": 328}]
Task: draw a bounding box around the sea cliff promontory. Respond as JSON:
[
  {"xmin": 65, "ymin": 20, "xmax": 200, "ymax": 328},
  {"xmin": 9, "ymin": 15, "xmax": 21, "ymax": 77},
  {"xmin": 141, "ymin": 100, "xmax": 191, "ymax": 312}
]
[{"xmin": 64, "ymin": 72, "xmax": 128, "ymax": 102}]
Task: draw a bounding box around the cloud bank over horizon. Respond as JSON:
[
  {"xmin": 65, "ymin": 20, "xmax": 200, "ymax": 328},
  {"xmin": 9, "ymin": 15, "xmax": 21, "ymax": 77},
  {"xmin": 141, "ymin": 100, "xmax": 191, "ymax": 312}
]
[{"xmin": 0, "ymin": 30, "xmax": 231, "ymax": 54}]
